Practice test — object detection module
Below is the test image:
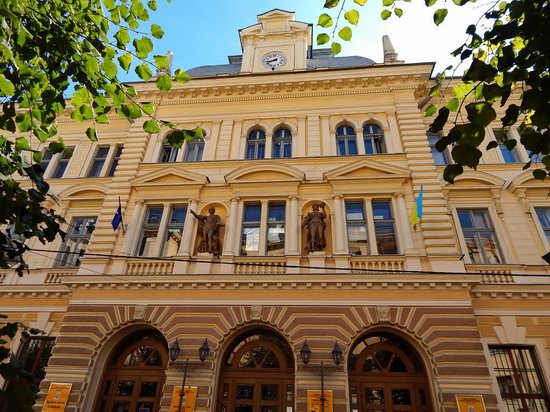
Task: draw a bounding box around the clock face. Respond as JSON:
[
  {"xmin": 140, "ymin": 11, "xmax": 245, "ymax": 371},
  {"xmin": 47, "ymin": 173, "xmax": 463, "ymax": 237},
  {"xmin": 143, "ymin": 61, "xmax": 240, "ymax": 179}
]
[{"xmin": 261, "ymin": 52, "xmax": 287, "ymax": 70}]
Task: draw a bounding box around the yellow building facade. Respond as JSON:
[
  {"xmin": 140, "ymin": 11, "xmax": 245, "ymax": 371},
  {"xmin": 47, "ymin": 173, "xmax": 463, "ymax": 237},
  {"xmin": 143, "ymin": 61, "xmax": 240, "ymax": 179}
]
[{"xmin": 1, "ymin": 9, "xmax": 550, "ymax": 412}]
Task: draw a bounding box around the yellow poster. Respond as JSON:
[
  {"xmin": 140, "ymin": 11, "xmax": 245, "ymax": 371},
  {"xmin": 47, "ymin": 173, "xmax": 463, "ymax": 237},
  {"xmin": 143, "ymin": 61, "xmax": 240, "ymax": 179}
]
[
  {"xmin": 307, "ymin": 390, "xmax": 333, "ymax": 412},
  {"xmin": 42, "ymin": 383, "xmax": 72, "ymax": 411},
  {"xmin": 455, "ymin": 395, "xmax": 486, "ymax": 412},
  {"xmin": 169, "ymin": 386, "xmax": 198, "ymax": 412}
]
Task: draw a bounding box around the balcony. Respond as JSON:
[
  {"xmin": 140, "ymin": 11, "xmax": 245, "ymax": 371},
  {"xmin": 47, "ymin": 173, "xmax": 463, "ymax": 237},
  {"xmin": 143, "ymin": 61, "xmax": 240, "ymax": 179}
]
[
  {"xmin": 125, "ymin": 260, "xmax": 174, "ymax": 276},
  {"xmin": 349, "ymin": 255, "xmax": 405, "ymax": 272},
  {"xmin": 233, "ymin": 257, "xmax": 287, "ymax": 275}
]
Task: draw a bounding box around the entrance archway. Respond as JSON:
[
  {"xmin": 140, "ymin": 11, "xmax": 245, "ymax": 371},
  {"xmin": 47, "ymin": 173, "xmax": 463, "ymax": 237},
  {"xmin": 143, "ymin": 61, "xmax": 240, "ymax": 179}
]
[
  {"xmin": 348, "ymin": 332, "xmax": 433, "ymax": 412},
  {"xmin": 217, "ymin": 329, "xmax": 295, "ymax": 412},
  {"xmin": 94, "ymin": 329, "xmax": 168, "ymax": 412}
]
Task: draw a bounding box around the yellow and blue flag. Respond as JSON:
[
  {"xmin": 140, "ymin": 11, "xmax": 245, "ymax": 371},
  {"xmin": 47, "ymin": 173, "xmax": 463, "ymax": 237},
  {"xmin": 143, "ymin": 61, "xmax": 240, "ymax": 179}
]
[{"xmin": 410, "ymin": 185, "xmax": 423, "ymax": 229}]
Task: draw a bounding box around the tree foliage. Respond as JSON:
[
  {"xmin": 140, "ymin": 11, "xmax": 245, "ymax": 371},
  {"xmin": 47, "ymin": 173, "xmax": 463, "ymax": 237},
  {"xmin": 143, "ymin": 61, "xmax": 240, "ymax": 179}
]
[
  {"xmin": 317, "ymin": 0, "xmax": 550, "ymax": 183},
  {"xmin": 0, "ymin": 0, "xmax": 199, "ymax": 274}
]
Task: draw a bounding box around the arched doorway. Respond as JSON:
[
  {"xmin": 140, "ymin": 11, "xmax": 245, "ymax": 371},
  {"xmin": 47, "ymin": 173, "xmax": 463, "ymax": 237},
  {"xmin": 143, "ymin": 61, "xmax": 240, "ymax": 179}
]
[
  {"xmin": 94, "ymin": 329, "xmax": 168, "ymax": 412},
  {"xmin": 217, "ymin": 329, "xmax": 295, "ymax": 412},
  {"xmin": 348, "ymin": 332, "xmax": 433, "ymax": 412}
]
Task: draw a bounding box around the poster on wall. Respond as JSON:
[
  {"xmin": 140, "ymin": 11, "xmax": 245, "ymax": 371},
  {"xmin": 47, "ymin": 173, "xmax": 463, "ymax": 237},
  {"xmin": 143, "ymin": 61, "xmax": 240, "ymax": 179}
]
[
  {"xmin": 169, "ymin": 386, "xmax": 198, "ymax": 412},
  {"xmin": 42, "ymin": 382, "xmax": 72, "ymax": 412},
  {"xmin": 307, "ymin": 390, "xmax": 333, "ymax": 412},
  {"xmin": 455, "ymin": 395, "xmax": 486, "ymax": 412}
]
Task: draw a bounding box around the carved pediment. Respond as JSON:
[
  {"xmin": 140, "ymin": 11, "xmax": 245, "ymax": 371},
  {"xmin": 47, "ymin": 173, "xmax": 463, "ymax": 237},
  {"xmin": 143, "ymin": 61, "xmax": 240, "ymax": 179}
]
[
  {"xmin": 132, "ymin": 169, "xmax": 209, "ymax": 187},
  {"xmin": 443, "ymin": 171, "xmax": 505, "ymax": 189},
  {"xmin": 60, "ymin": 184, "xmax": 109, "ymax": 199},
  {"xmin": 225, "ymin": 162, "xmax": 304, "ymax": 184},
  {"xmin": 324, "ymin": 159, "xmax": 410, "ymax": 181}
]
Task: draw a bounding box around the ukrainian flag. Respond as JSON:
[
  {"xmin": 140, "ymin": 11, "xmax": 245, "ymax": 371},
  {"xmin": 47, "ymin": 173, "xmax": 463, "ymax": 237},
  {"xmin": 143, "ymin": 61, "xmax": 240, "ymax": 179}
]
[{"xmin": 410, "ymin": 185, "xmax": 423, "ymax": 229}]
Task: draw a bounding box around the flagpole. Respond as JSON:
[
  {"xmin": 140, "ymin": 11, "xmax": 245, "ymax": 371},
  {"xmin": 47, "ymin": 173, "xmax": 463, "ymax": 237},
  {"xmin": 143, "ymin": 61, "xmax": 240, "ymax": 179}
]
[{"xmin": 119, "ymin": 196, "xmax": 126, "ymax": 235}]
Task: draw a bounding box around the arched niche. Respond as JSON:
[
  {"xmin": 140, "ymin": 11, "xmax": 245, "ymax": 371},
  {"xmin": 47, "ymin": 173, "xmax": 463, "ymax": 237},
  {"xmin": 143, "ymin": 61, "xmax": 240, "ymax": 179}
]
[
  {"xmin": 192, "ymin": 202, "xmax": 228, "ymax": 255},
  {"xmin": 300, "ymin": 200, "xmax": 333, "ymax": 255}
]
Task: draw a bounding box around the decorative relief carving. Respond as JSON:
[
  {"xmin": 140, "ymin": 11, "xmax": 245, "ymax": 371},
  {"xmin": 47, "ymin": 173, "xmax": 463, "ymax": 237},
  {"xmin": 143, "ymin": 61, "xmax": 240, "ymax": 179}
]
[
  {"xmin": 251, "ymin": 305, "xmax": 262, "ymax": 320},
  {"xmin": 377, "ymin": 306, "xmax": 391, "ymax": 322},
  {"xmin": 134, "ymin": 305, "xmax": 147, "ymax": 320},
  {"xmin": 414, "ymin": 83, "xmax": 428, "ymax": 99}
]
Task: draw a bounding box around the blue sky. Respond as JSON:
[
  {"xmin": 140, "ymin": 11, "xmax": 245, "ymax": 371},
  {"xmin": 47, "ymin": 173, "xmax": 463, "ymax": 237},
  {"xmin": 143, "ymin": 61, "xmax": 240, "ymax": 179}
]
[{"xmin": 139, "ymin": 0, "xmax": 481, "ymax": 79}]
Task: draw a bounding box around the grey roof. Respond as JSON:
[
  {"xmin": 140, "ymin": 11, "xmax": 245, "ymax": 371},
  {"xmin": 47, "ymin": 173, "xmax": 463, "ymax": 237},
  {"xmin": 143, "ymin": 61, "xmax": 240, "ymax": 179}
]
[{"xmin": 185, "ymin": 49, "xmax": 376, "ymax": 78}]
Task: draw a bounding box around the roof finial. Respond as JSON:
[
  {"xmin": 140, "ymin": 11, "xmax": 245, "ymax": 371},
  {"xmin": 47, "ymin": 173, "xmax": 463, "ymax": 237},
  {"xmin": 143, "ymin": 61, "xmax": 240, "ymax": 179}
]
[{"xmin": 382, "ymin": 35, "xmax": 400, "ymax": 64}]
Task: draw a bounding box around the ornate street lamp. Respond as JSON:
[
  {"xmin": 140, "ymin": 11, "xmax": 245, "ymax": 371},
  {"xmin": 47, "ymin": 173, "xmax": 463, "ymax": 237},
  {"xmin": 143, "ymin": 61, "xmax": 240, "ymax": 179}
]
[
  {"xmin": 169, "ymin": 338, "xmax": 211, "ymax": 412},
  {"xmin": 300, "ymin": 340, "xmax": 342, "ymax": 412}
]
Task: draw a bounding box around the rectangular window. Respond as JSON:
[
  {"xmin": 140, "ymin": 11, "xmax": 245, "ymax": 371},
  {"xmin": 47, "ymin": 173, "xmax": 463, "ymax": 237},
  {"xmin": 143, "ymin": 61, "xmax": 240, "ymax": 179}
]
[
  {"xmin": 428, "ymin": 134, "xmax": 449, "ymax": 166},
  {"xmin": 345, "ymin": 201, "xmax": 369, "ymax": 256},
  {"xmin": 372, "ymin": 201, "xmax": 398, "ymax": 254},
  {"xmin": 494, "ymin": 129, "xmax": 520, "ymax": 163},
  {"xmin": 17, "ymin": 336, "xmax": 55, "ymax": 393},
  {"xmin": 267, "ymin": 203, "xmax": 285, "ymax": 256},
  {"xmin": 489, "ymin": 345, "xmax": 550, "ymax": 411},
  {"xmin": 457, "ymin": 209, "xmax": 503, "ymax": 264},
  {"xmin": 88, "ymin": 146, "xmax": 110, "ymax": 177},
  {"xmin": 40, "ymin": 150, "xmax": 54, "ymax": 174},
  {"xmin": 162, "ymin": 206, "xmax": 187, "ymax": 256},
  {"xmin": 137, "ymin": 206, "xmax": 164, "ymax": 257},
  {"xmin": 160, "ymin": 142, "xmax": 179, "ymax": 163},
  {"xmin": 52, "ymin": 146, "xmax": 74, "ymax": 178},
  {"xmin": 535, "ymin": 207, "xmax": 550, "ymax": 243},
  {"xmin": 241, "ymin": 204, "xmax": 261, "ymax": 256},
  {"xmin": 56, "ymin": 216, "xmax": 96, "ymax": 267},
  {"xmin": 108, "ymin": 145, "xmax": 123, "ymax": 177},
  {"xmin": 184, "ymin": 139, "xmax": 204, "ymax": 162}
]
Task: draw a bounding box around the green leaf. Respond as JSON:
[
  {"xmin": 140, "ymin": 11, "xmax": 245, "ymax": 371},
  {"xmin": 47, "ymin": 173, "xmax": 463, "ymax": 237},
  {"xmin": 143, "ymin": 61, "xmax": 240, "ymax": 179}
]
[
  {"xmin": 118, "ymin": 53, "xmax": 132, "ymax": 72},
  {"xmin": 121, "ymin": 103, "xmax": 142, "ymax": 119},
  {"xmin": 143, "ymin": 120, "xmax": 161, "ymax": 133},
  {"xmin": 71, "ymin": 87, "xmax": 90, "ymax": 107},
  {"xmin": 486, "ymin": 140, "xmax": 498, "ymax": 150},
  {"xmin": 354, "ymin": 0, "xmax": 367, "ymax": 4},
  {"xmin": 447, "ymin": 98, "xmax": 459, "ymax": 112},
  {"xmin": 133, "ymin": 37, "xmax": 153, "ymax": 59},
  {"xmin": 433, "ymin": 9, "xmax": 448, "ymax": 26},
  {"xmin": 86, "ymin": 127, "xmax": 98, "ymax": 141},
  {"xmin": 452, "ymin": 123, "xmax": 486, "ymax": 147},
  {"xmin": 429, "ymin": 83, "xmax": 441, "ymax": 97},
  {"xmin": 331, "ymin": 42, "xmax": 342, "ymax": 55},
  {"xmin": 102, "ymin": 60, "xmax": 118, "ymax": 78},
  {"xmin": 344, "ymin": 10, "xmax": 360, "ymax": 25},
  {"xmin": 466, "ymin": 102, "xmax": 497, "ymax": 126},
  {"xmin": 135, "ymin": 63, "xmax": 153, "ymax": 81},
  {"xmin": 166, "ymin": 130, "xmax": 186, "ymax": 148},
  {"xmin": 338, "ymin": 26, "xmax": 353, "ymax": 41},
  {"xmin": 151, "ymin": 24, "xmax": 164, "ymax": 39},
  {"xmin": 443, "ymin": 164, "xmax": 464, "ymax": 183},
  {"xmin": 318, "ymin": 13, "xmax": 333, "ymax": 28},
  {"xmin": 381, "ymin": 9, "xmax": 392, "ymax": 20},
  {"xmin": 481, "ymin": 83, "xmax": 502, "ymax": 104},
  {"xmin": 15, "ymin": 137, "xmax": 31, "ymax": 151},
  {"xmin": 317, "ymin": 33, "xmax": 330, "ymax": 45},
  {"xmin": 425, "ymin": 0, "xmax": 436, "ymax": 5},
  {"xmin": 423, "ymin": 104, "xmax": 437, "ymax": 117},
  {"xmin": 155, "ymin": 73, "xmax": 172, "ymax": 91},
  {"xmin": 503, "ymin": 139, "xmax": 517, "ymax": 151},
  {"xmin": 463, "ymin": 59, "xmax": 498, "ymax": 82},
  {"xmin": 383, "ymin": 0, "xmax": 394, "ymax": 5},
  {"xmin": 147, "ymin": 0, "xmax": 158, "ymax": 10},
  {"xmin": 16, "ymin": 113, "xmax": 32, "ymax": 132},
  {"xmin": 141, "ymin": 102, "xmax": 155, "ymax": 116},
  {"xmin": 428, "ymin": 107, "xmax": 450, "ymax": 133},
  {"xmin": 0, "ymin": 74, "xmax": 15, "ymax": 96},
  {"xmin": 154, "ymin": 55, "xmax": 169, "ymax": 70},
  {"xmin": 174, "ymin": 69, "xmax": 190, "ymax": 84},
  {"xmin": 324, "ymin": 0, "xmax": 340, "ymax": 8},
  {"xmin": 542, "ymin": 155, "xmax": 550, "ymax": 169},
  {"xmin": 452, "ymin": 145, "xmax": 482, "ymax": 168},
  {"xmin": 533, "ymin": 169, "xmax": 547, "ymax": 181},
  {"xmin": 114, "ymin": 28, "xmax": 130, "ymax": 46},
  {"xmin": 394, "ymin": 8, "xmax": 403, "ymax": 17}
]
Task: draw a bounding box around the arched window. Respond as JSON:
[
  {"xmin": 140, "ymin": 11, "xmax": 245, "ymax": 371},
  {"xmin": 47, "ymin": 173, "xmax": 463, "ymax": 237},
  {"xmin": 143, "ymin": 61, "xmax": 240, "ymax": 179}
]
[
  {"xmin": 348, "ymin": 332, "xmax": 433, "ymax": 412},
  {"xmin": 272, "ymin": 128, "xmax": 292, "ymax": 158},
  {"xmin": 95, "ymin": 329, "xmax": 168, "ymax": 412},
  {"xmin": 218, "ymin": 329, "xmax": 294, "ymax": 412},
  {"xmin": 363, "ymin": 124, "xmax": 386, "ymax": 154},
  {"xmin": 184, "ymin": 131, "xmax": 206, "ymax": 162},
  {"xmin": 246, "ymin": 129, "xmax": 266, "ymax": 160},
  {"xmin": 159, "ymin": 134, "xmax": 179, "ymax": 163},
  {"xmin": 336, "ymin": 125, "xmax": 358, "ymax": 156}
]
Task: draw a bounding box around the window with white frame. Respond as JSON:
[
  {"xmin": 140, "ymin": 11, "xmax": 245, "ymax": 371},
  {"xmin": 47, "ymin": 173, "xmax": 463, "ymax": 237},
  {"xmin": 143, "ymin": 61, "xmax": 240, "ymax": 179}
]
[
  {"xmin": 40, "ymin": 150, "xmax": 54, "ymax": 174},
  {"xmin": 488, "ymin": 345, "xmax": 550, "ymax": 411},
  {"xmin": 246, "ymin": 129, "xmax": 266, "ymax": 160},
  {"xmin": 88, "ymin": 146, "xmax": 110, "ymax": 177},
  {"xmin": 240, "ymin": 202, "xmax": 286, "ymax": 256},
  {"xmin": 137, "ymin": 205, "xmax": 187, "ymax": 257},
  {"xmin": 159, "ymin": 136, "xmax": 179, "ymax": 163},
  {"xmin": 535, "ymin": 207, "xmax": 550, "ymax": 244},
  {"xmin": 107, "ymin": 145, "xmax": 123, "ymax": 177},
  {"xmin": 372, "ymin": 201, "xmax": 398, "ymax": 254},
  {"xmin": 427, "ymin": 134, "xmax": 450, "ymax": 165},
  {"xmin": 457, "ymin": 208, "xmax": 503, "ymax": 264},
  {"xmin": 272, "ymin": 128, "xmax": 292, "ymax": 158},
  {"xmin": 51, "ymin": 146, "xmax": 74, "ymax": 178},
  {"xmin": 345, "ymin": 201, "xmax": 369, "ymax": 256},
  {"xmin": 184, "ymin": 137, "xmax": 205, "ymax": 162},
  {"xmin": 493, "ymin": 129, "xmax": 520, "ymax": 163},
  {"xmin": 56, "ymin": 216, "xmax": 97, "ymax": 267},
  {"xmin": 363, "ymin": 124, "xmax": 386, "ymax": 154},
  {"xmin": 336, "ymin": 125, "xmax": 358, "ymax": 156}
]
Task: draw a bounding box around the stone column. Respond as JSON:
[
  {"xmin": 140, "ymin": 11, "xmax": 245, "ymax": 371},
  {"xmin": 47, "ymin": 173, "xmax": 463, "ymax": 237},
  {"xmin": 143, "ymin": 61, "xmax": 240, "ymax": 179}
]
[
  {"xmin": 123, "ymin": 199, "xmax": 144, "ymax": 255},
  {"xmin": 332, "ymin": 194, "xmax": 348, "ymax": 255},
  {"xmin": 287, "ymin": 196, "xmax": 300, "ymax": 255},
  {"xmin": 223, "ymin": 197, "xmax": 240, "ymax": 256},
  {"xmin": 178, "ymin": 199, "xmax": 198, "ymax": 256},
  {"xmin": 395, "ymin": 193, "xmax": 414, "ymax": 253},
  {"xmin": 153, "ymin": 203, "xmax": 171, "ymax": 256},
  {"xmin": 365, "ymin": 198, "xmax": 379, "ymax": 255}
]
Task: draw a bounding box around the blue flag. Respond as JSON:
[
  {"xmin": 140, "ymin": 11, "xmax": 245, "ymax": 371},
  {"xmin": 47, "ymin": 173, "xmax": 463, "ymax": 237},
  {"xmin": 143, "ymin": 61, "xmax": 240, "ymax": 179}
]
[{"xmin": 111, "ymin": 200, "xmax": 123, "ymax": 231}]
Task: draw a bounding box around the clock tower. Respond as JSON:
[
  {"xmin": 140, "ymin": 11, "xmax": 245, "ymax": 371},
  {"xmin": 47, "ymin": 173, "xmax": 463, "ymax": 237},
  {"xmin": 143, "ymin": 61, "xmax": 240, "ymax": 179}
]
[{"xmin": 238, "ymin": 9, "xmax": 312, "ymax": 74}]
